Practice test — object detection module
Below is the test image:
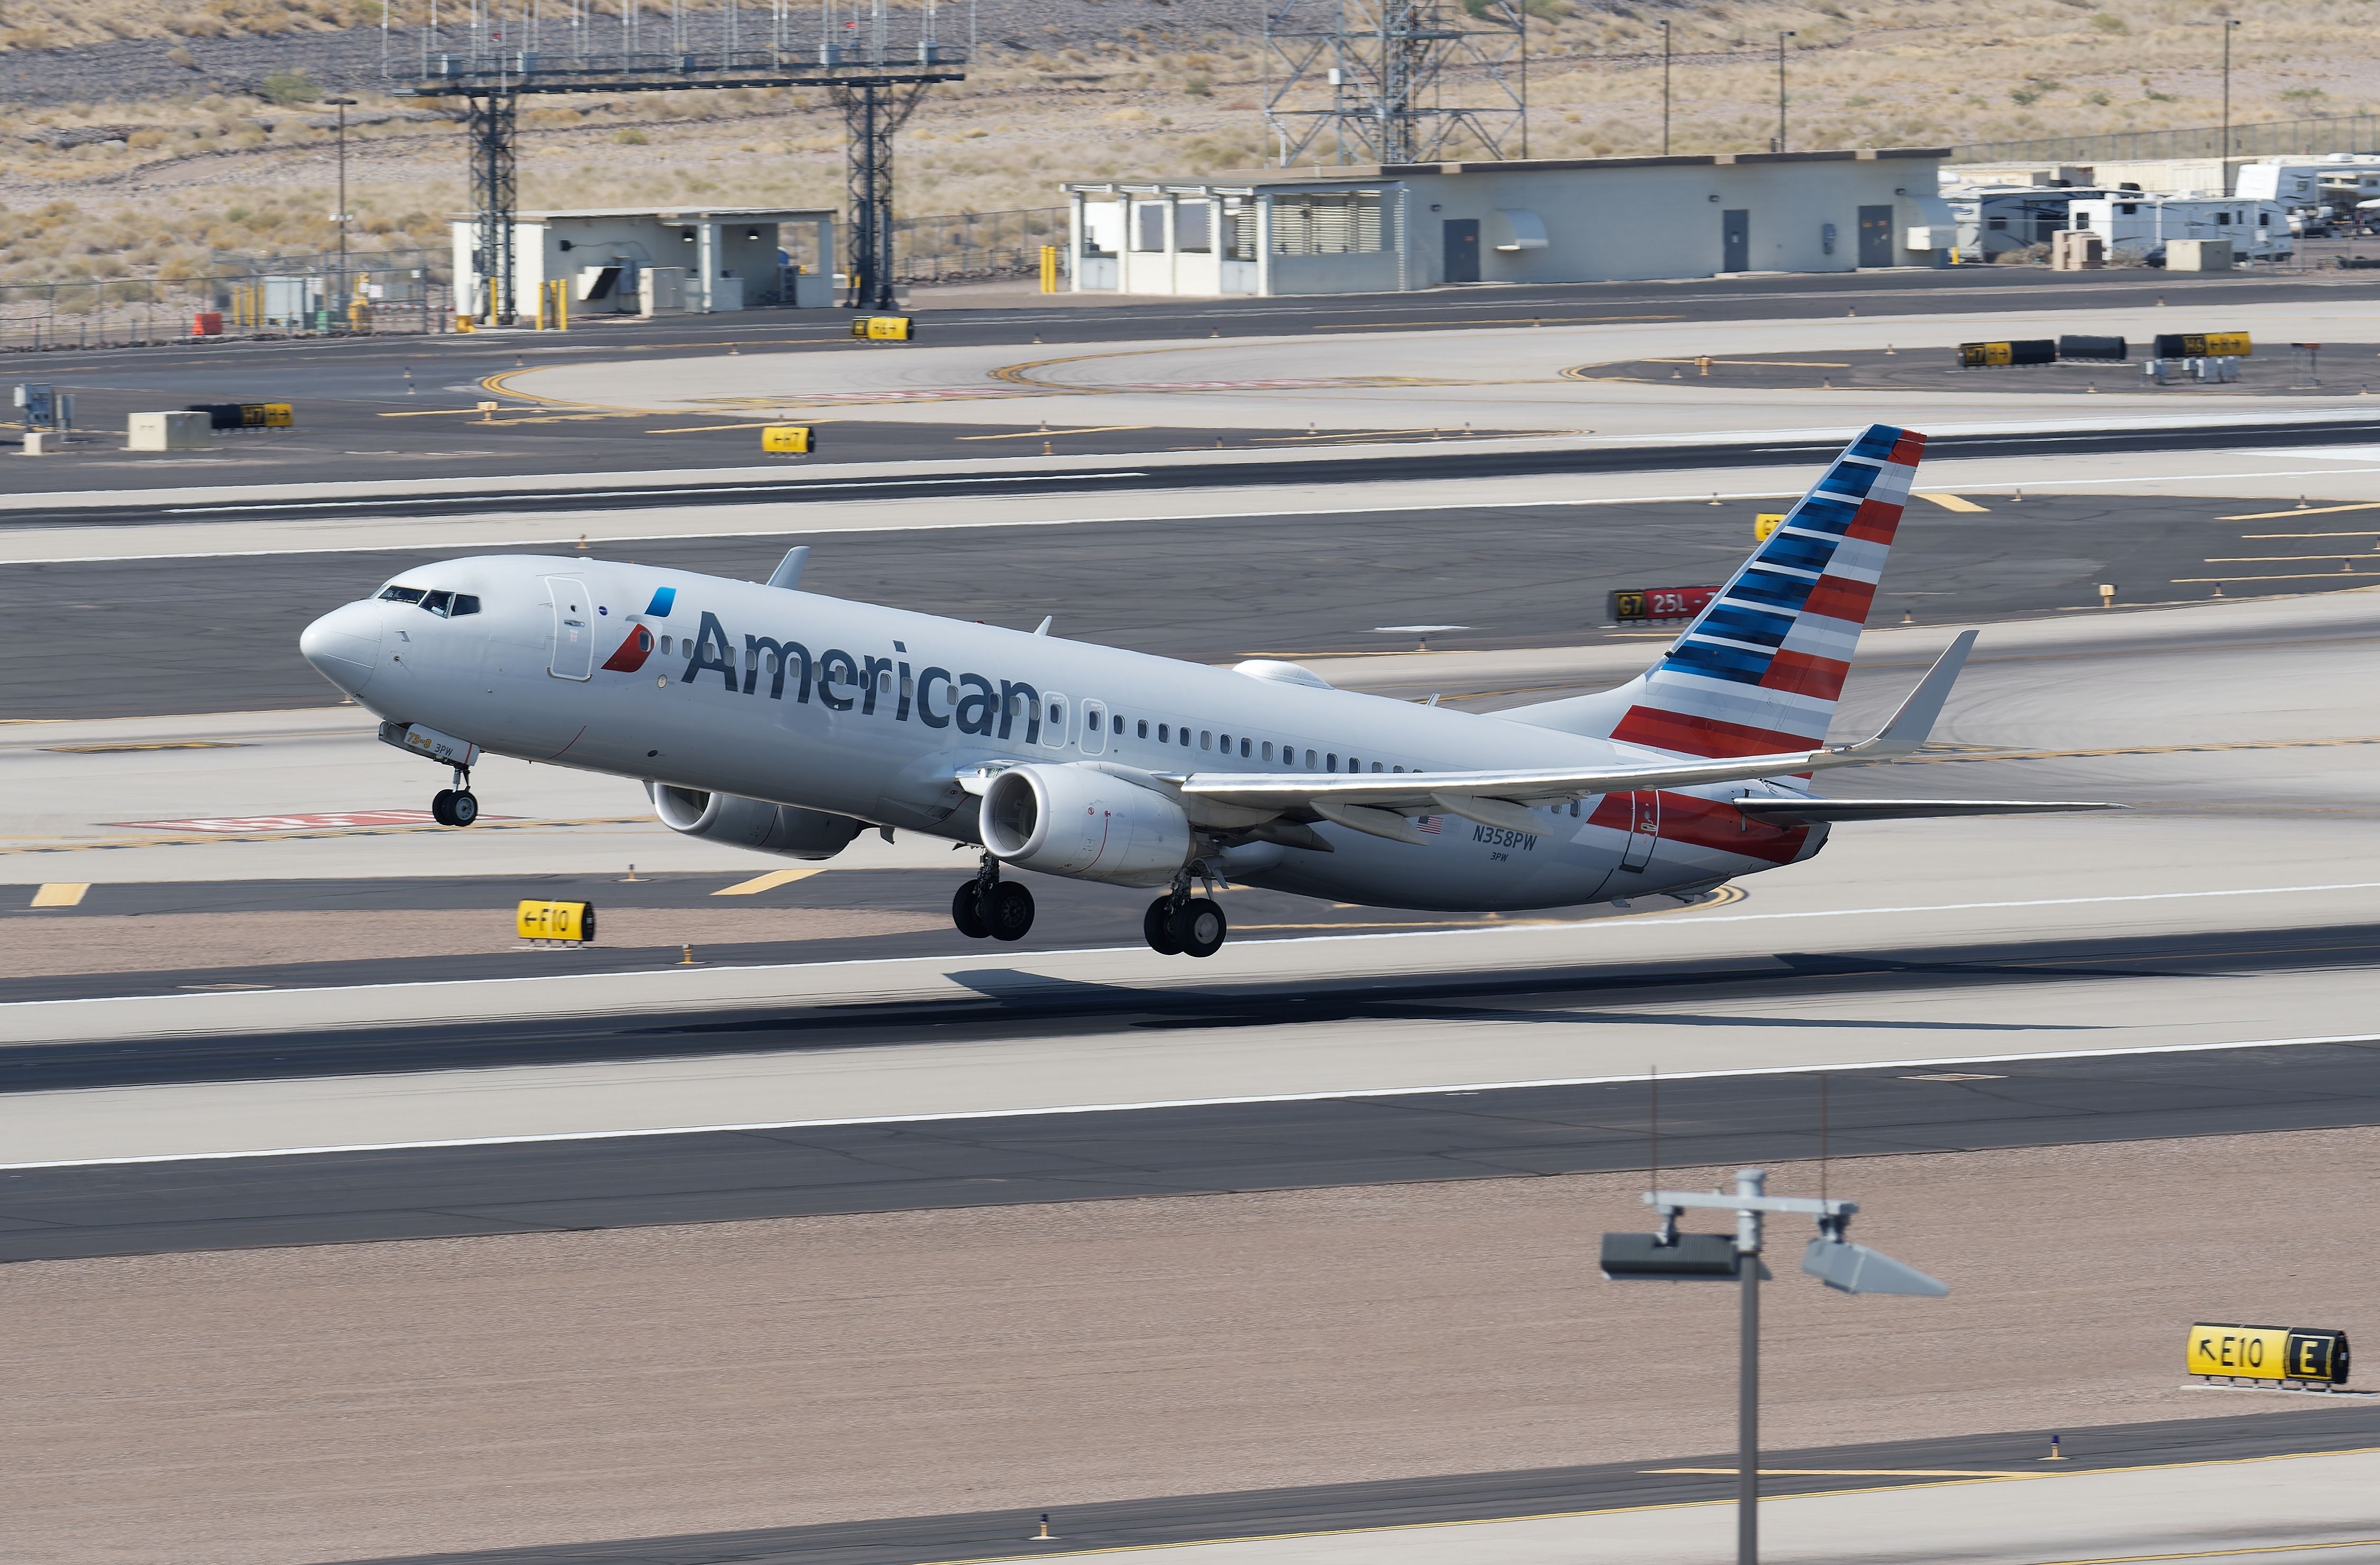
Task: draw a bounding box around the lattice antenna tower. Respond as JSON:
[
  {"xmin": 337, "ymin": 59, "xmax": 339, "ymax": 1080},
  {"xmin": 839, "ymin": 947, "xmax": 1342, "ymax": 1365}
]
[{"xmin": 1264, "ymin": 0, "xmax": 1527, "ymax": 167}]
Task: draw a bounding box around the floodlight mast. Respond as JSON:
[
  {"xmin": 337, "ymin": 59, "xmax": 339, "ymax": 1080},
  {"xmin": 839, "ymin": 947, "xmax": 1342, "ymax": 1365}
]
[{"xmin": 1617, "ymin": 1170, "xmax": 1947, "ymax": 1565}]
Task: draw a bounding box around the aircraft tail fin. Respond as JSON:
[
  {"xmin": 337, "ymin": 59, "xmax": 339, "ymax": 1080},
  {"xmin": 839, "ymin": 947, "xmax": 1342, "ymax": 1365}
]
[{"xmin": 1502, "ymin": 423, "xmax": 1926, "ymax": 755}]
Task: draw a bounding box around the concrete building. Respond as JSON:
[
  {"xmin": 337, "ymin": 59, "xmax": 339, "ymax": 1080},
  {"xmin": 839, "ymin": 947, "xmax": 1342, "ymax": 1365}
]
[
  {"xmin": 1061, "ymin": 149, "xmax": 1951, "ymax": 296},
  {"xmin": 451, "ymin": 207, "xmax": 838, "ymax": 319}
]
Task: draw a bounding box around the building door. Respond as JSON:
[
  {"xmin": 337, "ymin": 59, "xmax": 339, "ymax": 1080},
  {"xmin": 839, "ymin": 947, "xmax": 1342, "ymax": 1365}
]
[
  {"xmin": 1857, "ymin": 204, "xmax": 1896, "ymax": 266},
  {"xmin": 1620, "ymin": 790, "xmax": 1660, "ymax": 871},
  {"xmin": 1443, "ymin": 218, "xmax": 1480, "ymax": 282},
  {"xmin": 544, "ymin": 576, "xmax": 594, "ymax": 681},
  {"xmin": 1722, "ymin": 210, "xmax": 1750, "ymax": 273}
]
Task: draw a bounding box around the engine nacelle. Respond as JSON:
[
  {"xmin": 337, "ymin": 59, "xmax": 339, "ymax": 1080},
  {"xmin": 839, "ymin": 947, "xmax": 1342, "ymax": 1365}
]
[
  {"xmin": 647, "ymin": 782, "xmax": 866, "ymax": 861},
  {"xmin": 979, "ymin": 764, "xmax": 1193, "ymax": 886}
]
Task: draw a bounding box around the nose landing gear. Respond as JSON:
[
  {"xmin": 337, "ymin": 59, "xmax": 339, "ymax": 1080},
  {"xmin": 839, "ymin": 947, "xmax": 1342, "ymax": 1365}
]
[
  {"xmin": 953, "ymin": 853, "xmax": 1035, "ymax": 942},
  {"xmin": 430, "ymin": 765, "xmax": 479, "ymax": 827}
]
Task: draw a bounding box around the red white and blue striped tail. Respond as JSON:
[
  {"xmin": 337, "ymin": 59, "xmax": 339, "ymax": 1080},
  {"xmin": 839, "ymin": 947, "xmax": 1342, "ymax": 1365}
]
[{"xmin": 1506, "ymin": 424, "xmax": 1926, "ymax": 756}]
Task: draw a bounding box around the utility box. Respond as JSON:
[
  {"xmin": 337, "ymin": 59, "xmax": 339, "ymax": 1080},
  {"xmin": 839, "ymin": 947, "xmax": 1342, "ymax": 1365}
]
[
  {"xmin": 2167, "ymin": 239, "xmax": 2235, "ymax": 271},
  {"xmin": 638, "ymin": 265, "xmax": 688, "ymax": 316},
  {"xmin": 127, "ymin": 411, "xmax": 211, "ymax": 452},
  {"xmin": 2051, "ymin": 230, "xmax": 2104, "ymax": 270}
]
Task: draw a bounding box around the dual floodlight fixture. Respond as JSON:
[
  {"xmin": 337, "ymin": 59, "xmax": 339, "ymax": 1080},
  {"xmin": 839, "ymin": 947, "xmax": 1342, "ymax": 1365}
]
[{"xmin": 1600, "ymin": 1168, "xmax": 1946, "ymax": 1565}]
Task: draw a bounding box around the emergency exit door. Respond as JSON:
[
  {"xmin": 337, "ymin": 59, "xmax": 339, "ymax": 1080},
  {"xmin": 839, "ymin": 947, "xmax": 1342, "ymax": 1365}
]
[
  {"xmin": 1722, "ymin": 210, "xmax": 1750, "ymax": 273},
  {"xmin": 1619, "ymin": 790, "xmax": 1660, "ymax": 871},
  {"xmin": 545, "ymin": 575, "xmax": 594, "ymax": 680}
]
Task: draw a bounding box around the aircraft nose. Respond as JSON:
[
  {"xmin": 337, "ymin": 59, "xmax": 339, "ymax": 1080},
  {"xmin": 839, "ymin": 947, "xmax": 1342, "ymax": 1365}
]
[{"xmin": 300, "ymin": 601, "xmax": 381, "ymax": 695}]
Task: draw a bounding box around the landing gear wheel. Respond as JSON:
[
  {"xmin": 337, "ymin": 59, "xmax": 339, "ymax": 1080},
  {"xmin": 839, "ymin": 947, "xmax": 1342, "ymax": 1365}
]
[
  {"xmin": 1143, "ymin": 896, "xmax": 1182, "ymax": 955},
  {"xmin": 431, "ymin": 788, "xmax": 456, "ymax": 827},
  {"xmin": 450, "ymin": 790, "xmax": 479, "ymax": 827},
  {"xmin": 1168, "ymin": 897, "xmax": 1227, "ymax": 959},
  {"xmin": 951, "ymin": 881, "xmax": 990, "ymax": 939},
  {"xmin": 984, "ymin": 881, "xmax": 1036, "ymax": 942}
]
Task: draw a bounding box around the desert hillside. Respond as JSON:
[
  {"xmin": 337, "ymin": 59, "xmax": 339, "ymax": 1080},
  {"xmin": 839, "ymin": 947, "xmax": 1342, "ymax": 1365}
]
[{"xmin": 1, "ymin": 0, "xmax": 2372, "ymax": 294}]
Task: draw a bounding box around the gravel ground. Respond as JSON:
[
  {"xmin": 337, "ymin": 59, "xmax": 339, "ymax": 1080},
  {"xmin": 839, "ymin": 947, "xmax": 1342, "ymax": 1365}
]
[
  {"xmin": 1, "ymin": 1128, "xmax": 2370, "ymax": 1565},
  {"xmin": 0, "ymin": 1, "xmax": 1254, "ymax": 109}
]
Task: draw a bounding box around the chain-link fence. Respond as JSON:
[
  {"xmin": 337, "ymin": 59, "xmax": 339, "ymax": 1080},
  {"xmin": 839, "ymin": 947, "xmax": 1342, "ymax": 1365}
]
[
  {"xmin": 0, "ymin": 249, "xmax": 451, "ymax": 353},
  {"xmin": 892, "ymin": 207, "xmax": 1066, "ymax": 285},
  {"xmin": 1955, "ymin": 113, "xmax": 2380, "ymax": 167}
]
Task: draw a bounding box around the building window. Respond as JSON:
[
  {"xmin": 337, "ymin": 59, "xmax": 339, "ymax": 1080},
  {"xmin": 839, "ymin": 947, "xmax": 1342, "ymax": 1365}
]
[
  {"xmin": 1134, "ymin": 203, "xmax": 1167, "ymax": 252},
  {"xmin": 1271, "ymin": 194, "xmax": 1385, "ymax": 256},
  {"xmin": 1178, "ymin": 201, "xmax": 1213, "ymax": 253},
  {"xmin": 1223, "ymin": 201, "xmax": 1258, "ymax": 262}
]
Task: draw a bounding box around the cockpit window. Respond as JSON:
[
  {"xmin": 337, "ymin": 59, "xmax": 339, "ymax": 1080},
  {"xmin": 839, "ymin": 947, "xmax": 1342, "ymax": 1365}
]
[
  {"xmin": 378, "ymin": 585, "xmax": 426, "ymax": 603},
  {"xmin": 451, "ymin": 594, "xmax": 481, "ymax": 617},
  {"xmin": 422, "ymin": 590, "xmax": 453, "ymax": 617}
]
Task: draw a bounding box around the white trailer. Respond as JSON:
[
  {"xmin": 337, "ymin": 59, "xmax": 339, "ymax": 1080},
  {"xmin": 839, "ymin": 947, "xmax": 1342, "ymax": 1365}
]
[{"xmin": 2065, "ymin": 194, "xmax": 2293, "ymax": 263}]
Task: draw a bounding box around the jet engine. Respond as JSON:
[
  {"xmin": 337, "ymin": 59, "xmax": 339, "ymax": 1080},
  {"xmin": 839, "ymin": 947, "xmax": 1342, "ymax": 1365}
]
[
  {"xmin": 647, "ymin": 782, "xmax": 866, "ymax": 861},
  {"xmin": 979, "ymin": 764, "xmax": 1193, "ymax": 886}
]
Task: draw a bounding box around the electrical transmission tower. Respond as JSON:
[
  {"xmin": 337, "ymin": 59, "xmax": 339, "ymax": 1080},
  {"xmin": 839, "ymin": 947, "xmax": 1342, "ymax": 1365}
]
[{"xmin": 1264, "ymin": 0, "xmax": 1528, "ymax": 167}]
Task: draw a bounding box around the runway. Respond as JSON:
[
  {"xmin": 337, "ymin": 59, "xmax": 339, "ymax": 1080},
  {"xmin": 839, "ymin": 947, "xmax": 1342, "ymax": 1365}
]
[
  {"xmin": 331, "ymin": 1407, "xmax": 2380, "ymax": 1565},
  {"xmin": 9, "ymin": 487, "xmax": 2380, "ymax": 719},
  {"xmin": 3, "ymin": 1033, "xmax": 2376, "ymax": 1262}
]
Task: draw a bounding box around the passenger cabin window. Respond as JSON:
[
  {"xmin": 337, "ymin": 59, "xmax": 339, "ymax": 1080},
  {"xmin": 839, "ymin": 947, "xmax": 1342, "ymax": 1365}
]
[
  {"xmin": 1240, "ymin": 738, "xmax": 1251, "ymax": 758},
  {"xmin": 1306, "ymin": 749, "xmax": 1317, "ymax": 768},
  {"xmin": 1182, "ymin": 727, "xmax": 1191, "ymax": 747},
  {"xmin": 378, "ymin": 585, "xmax": 427, "ymax": 603},
  {"xmin": 1113, "ymin": 715, "xmax": 1124, "ymax": 735},
  {"xmin": 1200, "ymin": 731, "xmax": 1212, "ymax": 751},
  {"xmin": 1327, "ymin": 753, "xmax": 1338, "ymax": 769},
  {"xmin": 1262, "ymin": 742, "xmax": 1274, "ymax": 762},
  {"xmin": 1139, "ymin": 720, "xmax": 1149, "ymax": 738},
  {"xmin": 661, "ymin": 635, "xmax": 674, "ymax": 654},
  {"xmin": 1158, "ymin": 724, "xmax": 1169, "ymax": 742}
]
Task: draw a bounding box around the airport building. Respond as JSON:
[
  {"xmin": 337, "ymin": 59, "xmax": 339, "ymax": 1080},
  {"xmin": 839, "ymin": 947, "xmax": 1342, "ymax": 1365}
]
[
  {"xmin": 1060, "ymin": 148, "xmax": 1953, "ymax": 296},
  {"xmin": 449, "ymin": 206, "xmax": 839, "ymax": 318}
]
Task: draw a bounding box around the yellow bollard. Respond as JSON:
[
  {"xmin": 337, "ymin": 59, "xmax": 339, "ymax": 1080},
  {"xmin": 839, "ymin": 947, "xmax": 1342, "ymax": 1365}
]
[{"xmin": 1039, "ymin": 244, "xmax": 1059, "ymax": 294}]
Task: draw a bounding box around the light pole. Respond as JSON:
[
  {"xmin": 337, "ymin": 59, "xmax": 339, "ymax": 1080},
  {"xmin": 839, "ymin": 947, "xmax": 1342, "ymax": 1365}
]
[
  {"xmin": 1775, "ymin": 31, "xmax": 1795, "ymax": 154},
  {"xmin": 1661, "ymin": 20, "xmax": 1672, "ymax": 156},
  {"xmin": 325, "ymin": 95, "xmax": 357, "ymax": 331},
  {"xmin": 2221, "ymin": 19, "xmax": 2241, "ymax": 172},
  {"xmin": 1603, "ymin": 1168, "xmax": 1948, "ymax": 1565}
]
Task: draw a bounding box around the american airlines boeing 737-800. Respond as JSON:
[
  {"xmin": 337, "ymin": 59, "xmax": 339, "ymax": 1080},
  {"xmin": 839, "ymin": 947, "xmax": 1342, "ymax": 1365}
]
[{"xmin": 299, "ymin": 424, "xmax": 2111, "ymax": 957}]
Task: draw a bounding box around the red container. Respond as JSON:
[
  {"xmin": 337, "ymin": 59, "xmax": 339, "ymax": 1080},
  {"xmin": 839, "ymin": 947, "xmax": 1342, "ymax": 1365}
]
[{"xmin": 191, "ymin": 311, "xmax": 224, "ymax": 337}]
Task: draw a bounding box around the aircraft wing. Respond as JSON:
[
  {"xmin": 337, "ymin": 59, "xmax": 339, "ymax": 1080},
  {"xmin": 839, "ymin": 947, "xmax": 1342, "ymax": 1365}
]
[
  {"xmin": 1732, "ymin": 799, "xmax": 2125, "ymax": 825},
  {"xmin": 1172, "ymin": 632, "xmax": 1982, "ymax": 841}
]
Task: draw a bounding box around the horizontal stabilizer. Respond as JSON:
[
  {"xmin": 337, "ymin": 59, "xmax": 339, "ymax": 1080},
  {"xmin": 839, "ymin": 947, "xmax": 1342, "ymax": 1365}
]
[{"xmin": 1735, "ymin": 798, "xmax": 2125, "ymax": 825}]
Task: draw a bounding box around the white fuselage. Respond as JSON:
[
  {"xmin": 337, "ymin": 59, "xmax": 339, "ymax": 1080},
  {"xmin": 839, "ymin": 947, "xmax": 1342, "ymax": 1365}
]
[{"xmin": 300, "ymin": 554, "xmax": 1827, "ymax": 911}]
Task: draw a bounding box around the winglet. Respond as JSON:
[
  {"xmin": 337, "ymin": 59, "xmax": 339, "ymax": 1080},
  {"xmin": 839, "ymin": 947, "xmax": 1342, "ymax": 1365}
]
[
  {"xmin": 1845, "ymin": 629, "xmax": 1977, "ymax": 760},
  {"xmin": 767, "ymin": 545, "xmax": 811, "ymax": 591}
]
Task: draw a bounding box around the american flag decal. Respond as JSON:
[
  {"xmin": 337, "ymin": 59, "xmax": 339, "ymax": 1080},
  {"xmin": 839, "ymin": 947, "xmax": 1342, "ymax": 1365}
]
[{"xmin": 1414, "ymin": 815, "xmax": 1442, "ymax": 835}]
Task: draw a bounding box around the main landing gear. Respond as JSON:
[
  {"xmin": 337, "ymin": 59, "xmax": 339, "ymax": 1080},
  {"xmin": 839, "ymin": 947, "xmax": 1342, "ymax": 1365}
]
[
  {"xmin": 1143, "ymin": 879, "xmax": 1227, "ymax": 959},
  {"xmin": 430, "ymin": 765, "xmax": 479, "ymax": 828},
  {"xmin": 952, "ymin": 853, "xmax": 1035, "ymax": 942}
]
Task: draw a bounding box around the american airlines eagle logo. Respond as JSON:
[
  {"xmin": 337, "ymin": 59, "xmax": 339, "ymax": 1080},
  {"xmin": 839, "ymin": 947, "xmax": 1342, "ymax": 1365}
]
[{"xmin": 598, "ymin": 587, "xmax": 676, "ymax": 673}]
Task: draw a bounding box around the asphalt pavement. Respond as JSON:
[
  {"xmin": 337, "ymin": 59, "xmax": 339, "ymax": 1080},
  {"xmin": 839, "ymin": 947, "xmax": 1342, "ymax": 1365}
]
[
  {"xmin": 2, "ymin": 956, "xmax": 2374, "ymax": 1258},
  {"xmin": 326, "ymin": 1405, "xmax": 2380, "ymax": 1565},
  {"xmin": 7, "ymin": 264, "xmax": 2379, "ymax": 496},
  {"xmin": 9, "ymin": 491, "xmax": 2362, "ymax": 719}
]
